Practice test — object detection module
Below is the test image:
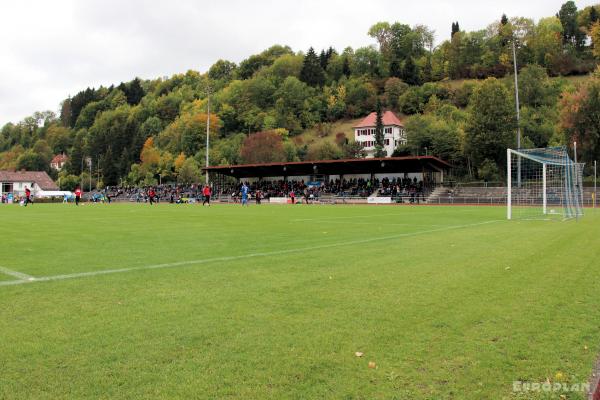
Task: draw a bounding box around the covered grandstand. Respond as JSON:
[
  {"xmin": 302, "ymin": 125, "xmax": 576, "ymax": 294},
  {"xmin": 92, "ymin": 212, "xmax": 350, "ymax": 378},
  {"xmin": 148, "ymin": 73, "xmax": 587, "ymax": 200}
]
[{"xmin": 203, "ymin": 156, "xmax": 452, "ymax": 203}]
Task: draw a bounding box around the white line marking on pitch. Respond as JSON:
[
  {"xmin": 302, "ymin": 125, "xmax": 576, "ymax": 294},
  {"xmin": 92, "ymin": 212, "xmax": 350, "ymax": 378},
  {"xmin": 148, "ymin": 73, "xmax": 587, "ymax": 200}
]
[
  {"xmin": 291, "ymin": 214, "xmax": 406, "ymax": 222},
  {"xmin": 296, "ymin": 220, "xmax": 447, "ymax": 227},
  {"xmin": 0, "ymin": 266, "xmax": 35, "ymax": 281},
  {"xmin": 0, "ymin": 220, "xmax": 502, "ymax": 288}
]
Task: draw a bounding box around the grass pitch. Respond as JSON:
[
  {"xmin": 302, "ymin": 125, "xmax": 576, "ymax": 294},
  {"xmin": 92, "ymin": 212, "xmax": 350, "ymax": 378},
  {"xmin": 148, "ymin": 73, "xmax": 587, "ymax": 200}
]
[{"xmin": 0, "ymin": 203, "xmax": 599, "ymax": 399}]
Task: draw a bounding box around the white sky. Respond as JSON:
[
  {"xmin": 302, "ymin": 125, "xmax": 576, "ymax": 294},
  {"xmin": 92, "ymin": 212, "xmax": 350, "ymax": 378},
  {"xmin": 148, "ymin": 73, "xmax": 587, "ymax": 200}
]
[{"xmin": 0, "ymin": 0, "xmax": 597, "ymax": 126}]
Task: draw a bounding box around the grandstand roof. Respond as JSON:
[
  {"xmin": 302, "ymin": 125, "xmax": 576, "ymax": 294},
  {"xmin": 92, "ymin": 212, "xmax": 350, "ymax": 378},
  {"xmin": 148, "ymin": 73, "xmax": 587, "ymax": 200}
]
[{"xmin": 203, "ymin": 156, "xmax": 451, "ymax": 179}]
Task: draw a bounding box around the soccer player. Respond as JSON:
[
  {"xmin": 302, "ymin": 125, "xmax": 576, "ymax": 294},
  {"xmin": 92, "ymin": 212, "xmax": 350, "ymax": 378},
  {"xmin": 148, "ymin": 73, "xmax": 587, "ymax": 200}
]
[
  {"xmin": 148, "ymin": 187, "xmax": 156, "ymax": 205},
  {"xmin": 255, "ymin": 189, "xmax": 261, "ymax": 205},
  {"xmin": 202, "ymin": 185, "xmax": 211, "ymax": 206},
  {"xmin": 74, "ymin": 186, "xmax": 82, "ymax": 206},
  {"xmin": 241, "ymin": 183, "xmax": 249, "ymax": 206},
  {"xmin": 24, "ymin": 186, "xmax": 32, "ymax": 206}
]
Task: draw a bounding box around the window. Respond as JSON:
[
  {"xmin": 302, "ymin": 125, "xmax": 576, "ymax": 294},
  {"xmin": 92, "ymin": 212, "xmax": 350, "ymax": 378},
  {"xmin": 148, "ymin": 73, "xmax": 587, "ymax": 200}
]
[
  {"xmin": 384, "ymin": 127, "xmax": 392, "ymax": 134},
  {"xmin": 385, "ymin": 139, "xmax": 390, "ymax": 146}
]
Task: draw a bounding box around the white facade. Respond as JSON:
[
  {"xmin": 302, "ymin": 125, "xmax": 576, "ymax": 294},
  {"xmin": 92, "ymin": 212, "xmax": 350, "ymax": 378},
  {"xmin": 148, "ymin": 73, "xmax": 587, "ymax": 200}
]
[
  {"xmin": 0, "ymin": 181, "xmax": 39, "ymax": 196},
  {"xmin": 354, "ymin": 125, "xmax": 406, "ymax": 158}
]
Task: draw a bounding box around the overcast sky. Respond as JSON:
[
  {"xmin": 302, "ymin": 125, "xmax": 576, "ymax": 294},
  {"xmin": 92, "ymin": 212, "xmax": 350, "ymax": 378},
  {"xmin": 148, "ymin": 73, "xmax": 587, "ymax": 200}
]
[{"xmin": 1, "ymin": 0, "xmax": 597, "ymax": 126}]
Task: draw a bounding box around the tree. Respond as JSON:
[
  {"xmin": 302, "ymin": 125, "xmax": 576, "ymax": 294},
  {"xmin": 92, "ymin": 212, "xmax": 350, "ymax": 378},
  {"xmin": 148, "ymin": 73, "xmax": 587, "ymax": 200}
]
[
  {"xmin": 273, "ymin": 76, "xmax": 313, "ymax": 133},
  {"xmin": 102, "ymin": 146, "xmax": 119, "ymax": 185},
  {"xmin": 16, "ymin": 150, "xmax": 47, "ymax": 171},
  {"xmin": 32, "ymin": 139, "xmax": 53, "ymax": 166},
  {"xmin": 591, "ymin": 7, "xmax": 599, "ymax": 25},
  {"xmin": 46, "ymin": 125, "xmax": 73, "ymax": 154},
  {"xmin": 300, "ymin": 47, "xmax": 326, "ymax": 87},
  {"xmin": 531, "ymin": 17, "xmax": 563, "ymax": 68},
  {"xmin": 402, "ymin": 57, "xmax": 420, "ymax": 85},
  {"xmin": 177, "ymin": 157, "xmax": 201, "ymax": 184},
  {"xmin": 374, "ymin": 100, "xmax": 386, "ymax": 157},
  {"xmin": 368, "ymin": 22, "xmax": 393, "ymax": 55},
  {"xmin": 558, "ymin": 1, "xmax": 585, "ymax": 49},
  {"xmin": 171, "ymin": 151, "xmax": 184, "ymax": 169},
  {"xmin": 342, "ymin": 141, "xmax": 367, "ymax": 158},
  {"xmin": 384, "ymin": 77, "xmax": 408, "ymax": 110},
  {"xmin": 591, "ymin": 22, "xmax": 600, "ymax": 59},
  {"xmin": 208, "ymin": 59, "xmax": 237, "ymax": 82},
  {"xmin": 342, "ymin": 56, "xmax": 351, "ymax": 77},
  {"xmin": 466, "ymin": 78, "xmax": 516, "ymax": 171},
  {"xmin": 125, "ymin": 78, "xmax": 145, "ymax": 105},
  {"xmin": 140, "ymin": 137, "xmax": 161, "ymax": 174},
  {"xmin": 559, "ymin": 76, "xmax": 600, "ymax": 164},
  {"xmin": 451, "ymin": 22, "xmax": 460, "ymax": 38},
  {"xmin": 240, "ymin": 131, "xmax": 286, "ymax": 164},
  {"xmin": 305, "ymin": 141, "xmax": 342, "ymax": 160}
]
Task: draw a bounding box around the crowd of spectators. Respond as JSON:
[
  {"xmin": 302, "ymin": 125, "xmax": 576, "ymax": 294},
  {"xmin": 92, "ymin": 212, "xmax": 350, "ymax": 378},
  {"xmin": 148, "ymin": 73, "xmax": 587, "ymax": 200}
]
[
  {"xmin": 91, "ymin": 184, "xmax": 203, "ymax": 203},
  {"xmin": 84, "ymin": 176, "xmax": 431, "ymax": 204},
  {"xmin": 377, "ymin": 177, "xmax": 430, "ymax": 203}
]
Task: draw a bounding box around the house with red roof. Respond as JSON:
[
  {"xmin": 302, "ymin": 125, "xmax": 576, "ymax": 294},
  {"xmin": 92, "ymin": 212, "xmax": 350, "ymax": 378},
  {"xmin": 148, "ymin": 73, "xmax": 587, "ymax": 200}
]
[
  {"xmin": 50, "ymin": 154, "xmax": 69, "ymax": 171},
  {"xmin": 354, "ymin": 111, "xmax": 406, "ymax": 158}
]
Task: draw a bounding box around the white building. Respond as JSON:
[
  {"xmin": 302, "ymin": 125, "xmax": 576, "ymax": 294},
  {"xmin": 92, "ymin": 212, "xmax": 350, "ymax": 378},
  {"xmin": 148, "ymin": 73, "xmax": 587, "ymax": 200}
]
[
  {"xmin": 354, "ymin": 111, "xmax": 406, "ymax": 158},
  {"xmin": 50, "ymin": 154, "xmax": 68, "ymax": 171},
  {"xmin": 0, "ymin": 171, "xmax": 59, "ymax": 196}
]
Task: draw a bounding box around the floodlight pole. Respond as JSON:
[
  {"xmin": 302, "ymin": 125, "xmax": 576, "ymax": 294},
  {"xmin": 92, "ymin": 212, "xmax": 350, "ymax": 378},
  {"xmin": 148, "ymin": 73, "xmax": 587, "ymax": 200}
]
[
  {"xmin": 89, "ymin": 158, "xmax": 92, "ymax": 193},
  {"xmin": 512, "ymin": 40, "xmax": 521, "ymax": 149},
  {"xmin": 512, "ymin": 40, "xmax": 522, "ymax": 187},
  {"xmin": 205, "ymin": 84, "xmax": 211, "ymax": 186},
  {"xmin": 507, "ymin": 149, "xmax": 512, "ymax": 220}
]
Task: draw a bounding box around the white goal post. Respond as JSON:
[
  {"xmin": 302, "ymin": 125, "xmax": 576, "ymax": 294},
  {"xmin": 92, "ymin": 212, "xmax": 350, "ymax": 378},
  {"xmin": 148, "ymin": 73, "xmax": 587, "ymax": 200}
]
[{"xmin": 507, "ymin": 147, "xmax": 584, "ymax": 220}]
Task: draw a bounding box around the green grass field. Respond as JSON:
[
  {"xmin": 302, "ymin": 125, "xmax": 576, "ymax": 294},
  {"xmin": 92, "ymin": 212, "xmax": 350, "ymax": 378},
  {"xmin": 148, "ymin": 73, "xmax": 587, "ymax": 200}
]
[{"xmin": 1, "ymin": 203, "xmax": 599, "ymax": 399}]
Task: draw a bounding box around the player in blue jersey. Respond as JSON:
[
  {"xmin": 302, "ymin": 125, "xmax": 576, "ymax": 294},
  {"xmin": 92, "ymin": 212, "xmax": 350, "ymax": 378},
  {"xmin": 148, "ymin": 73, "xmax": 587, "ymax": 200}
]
[{"xmin": 241, "ymin": 183, "xmax": 249, "ymax": 206}]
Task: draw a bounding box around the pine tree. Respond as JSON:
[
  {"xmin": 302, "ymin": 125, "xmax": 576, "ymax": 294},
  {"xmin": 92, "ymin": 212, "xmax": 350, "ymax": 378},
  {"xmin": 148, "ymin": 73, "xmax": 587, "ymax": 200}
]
[
  {"xmin": 500, "ymin": 14, "xmax": 509, "ymax": 25},
  {"xmin": 422, "ymin": 57, "xmax": 433, "ymax": 83},
  {"xmin": 102, "ymin": 146, "xmax": 119, "ymax": 185},
  {"xmin": 451, "ymin": 22, "xmax": 460, "ymax": 38},
  {"xmin": 342, "ymin": 57, "xmax": 351, "ymax": 77},
  {"xmin": 591, "ymin": 6, "xmax": 598, "ymax": 25},
  {"xmin": 374, "ymin": 100, "xmax": 386, "ymax": 158},
  {"xmin": 126, "ymin": 78, "xmax": 145, "ymax": 105},
  {"xmin": 319, "ymin": 49, "xmax": 328, "ymax": 70},
  {"xmin": 300, "ymin": 47, "xmax": 326, "ymax": 87},
  {"xmin": 389, "ymin": 59, "xmax": 402, "ymax": 78}
]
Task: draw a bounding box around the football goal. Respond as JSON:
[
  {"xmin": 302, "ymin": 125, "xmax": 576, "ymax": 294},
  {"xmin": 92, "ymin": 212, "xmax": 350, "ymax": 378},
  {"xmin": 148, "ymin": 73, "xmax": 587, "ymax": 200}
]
[{"xmin": 507, "ymin": 147, "xmax": 584, "ymax": 220}]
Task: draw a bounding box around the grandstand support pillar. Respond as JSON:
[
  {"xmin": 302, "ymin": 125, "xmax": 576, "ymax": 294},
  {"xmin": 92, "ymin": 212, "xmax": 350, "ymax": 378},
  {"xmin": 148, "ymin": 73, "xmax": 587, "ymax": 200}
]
[
  {"xmin": 507, "ymin": 149, "xmax": 512, "ymax": 220},
  {"xmin": 542, "ymin": 163, "xmax": 547, "ymax": 215}
]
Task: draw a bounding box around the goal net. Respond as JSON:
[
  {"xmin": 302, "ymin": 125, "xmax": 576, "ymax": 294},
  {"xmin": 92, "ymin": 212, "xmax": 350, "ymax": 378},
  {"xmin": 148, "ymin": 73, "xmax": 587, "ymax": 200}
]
[{"xmin": 507, "ymin": 147, "xmax": 584, "ymax": 220}]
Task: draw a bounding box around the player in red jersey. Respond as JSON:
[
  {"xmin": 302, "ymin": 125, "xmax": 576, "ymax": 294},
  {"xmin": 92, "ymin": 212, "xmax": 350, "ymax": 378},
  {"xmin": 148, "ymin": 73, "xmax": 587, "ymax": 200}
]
[
  {"xmin": 202, "ymin": 185, "xmax": 211, "ymax": 206},
  {"xmin": 148, "ymin": 187, "xmax": 156, "ymax": 205},
  {"xmin": 74, "ymin": 187, "xmax": 82, "ymax": 206}
]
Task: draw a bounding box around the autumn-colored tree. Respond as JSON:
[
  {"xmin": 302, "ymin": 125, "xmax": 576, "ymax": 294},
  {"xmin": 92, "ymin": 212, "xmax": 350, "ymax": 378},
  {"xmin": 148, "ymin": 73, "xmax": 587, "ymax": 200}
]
[
  {"xmin": 559, "ymin": 77, "xmax": 600, "ymax": 163},
  {"xmin": 174, "ymin": 152, "xmax": 186, "ymax": 173},
  {"xmin": 591, "ymin": 21, "xmax": 600, "ymax": 59},
  {"xmin": 239, "ymin": 131, "xmax": 286, "ymax": 164},
  {"xmin": 140, "ymin": 137, "xmax": 160, "ymax": 174}
]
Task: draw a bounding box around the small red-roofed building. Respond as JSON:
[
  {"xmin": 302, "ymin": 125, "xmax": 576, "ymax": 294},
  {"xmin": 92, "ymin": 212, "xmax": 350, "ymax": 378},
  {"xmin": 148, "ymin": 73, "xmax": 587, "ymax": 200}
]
[
  {"xmin": 50, "ymin": 154, "xmax": 69, "ymax": 171},
  {"xmin": 354, "ymin": 111, "xmax": 406, "ymax": 158}
]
